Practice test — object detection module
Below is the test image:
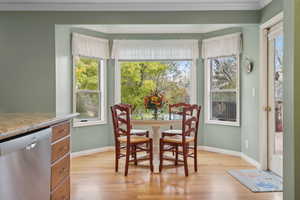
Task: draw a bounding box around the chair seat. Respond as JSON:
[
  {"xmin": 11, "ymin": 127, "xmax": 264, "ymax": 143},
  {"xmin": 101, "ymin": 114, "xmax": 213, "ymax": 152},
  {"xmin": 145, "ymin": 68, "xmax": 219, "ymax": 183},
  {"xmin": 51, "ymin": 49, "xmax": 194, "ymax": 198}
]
[
  {"xmin": 162, "ymin": 135, "xmax": 194, "ymax": 144},
  {"xmin": 131, "ymin": 129, "xmax": 148, "ymax": 134},
  {"xmin": 118, "ymin": 136, "xmax": 150, "ymax": 144},
  {"xmin": 162, "ymin": 129, "xmax": 182, "ymax": 134}
]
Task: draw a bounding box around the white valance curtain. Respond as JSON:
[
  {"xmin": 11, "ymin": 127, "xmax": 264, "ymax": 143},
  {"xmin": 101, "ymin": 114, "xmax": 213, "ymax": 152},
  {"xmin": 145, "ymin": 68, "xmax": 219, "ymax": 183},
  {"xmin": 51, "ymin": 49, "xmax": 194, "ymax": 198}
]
[
  {"xmin": 72, "ymin": 33, "xmax": 109, "ymax": 59},
  {"xmin": 112, "ymin": 40, "xmax": 199, "ymax": 60},
  {"xmin": 202, "ymin": 33, "xmax": 242, "ymax": 59}
]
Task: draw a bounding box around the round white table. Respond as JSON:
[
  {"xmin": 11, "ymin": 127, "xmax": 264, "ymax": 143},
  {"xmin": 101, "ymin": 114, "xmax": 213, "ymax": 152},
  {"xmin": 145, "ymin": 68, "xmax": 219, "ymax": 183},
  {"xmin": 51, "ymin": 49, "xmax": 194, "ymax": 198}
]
[{"xmin": 131, "ymin": 117, "xmax": 181, "ymax": 173}]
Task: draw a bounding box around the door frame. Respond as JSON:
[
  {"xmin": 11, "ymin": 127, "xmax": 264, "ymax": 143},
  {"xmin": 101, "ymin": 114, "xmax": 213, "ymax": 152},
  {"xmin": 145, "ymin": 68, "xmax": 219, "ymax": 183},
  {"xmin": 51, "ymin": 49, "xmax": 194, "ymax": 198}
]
[{"xmin": 259, "ymin": 12, "xmax": 284, "ymax": 171}]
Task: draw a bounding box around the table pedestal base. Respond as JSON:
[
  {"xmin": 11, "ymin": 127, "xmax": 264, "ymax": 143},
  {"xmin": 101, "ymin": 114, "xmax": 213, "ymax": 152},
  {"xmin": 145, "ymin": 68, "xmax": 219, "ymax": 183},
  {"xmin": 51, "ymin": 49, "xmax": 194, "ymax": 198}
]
[{"xmin": 151, "ymin": 126, "xmax": 161, "ymax": 173}]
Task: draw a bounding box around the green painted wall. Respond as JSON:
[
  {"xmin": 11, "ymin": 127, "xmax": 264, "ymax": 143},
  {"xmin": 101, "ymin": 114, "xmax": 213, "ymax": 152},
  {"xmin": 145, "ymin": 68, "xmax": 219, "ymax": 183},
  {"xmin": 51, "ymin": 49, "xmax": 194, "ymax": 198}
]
[
  {"xmin": 294, "ymin": 1, "xmax": 300, "ymax": 198},
  {"xmin": 260, "ymin": 0, "xmax": 283, "ymax": 23},
  {"xmin": 283, "ymin": 0, "xmax": 299, "ymax": 199},
  {"xmin": 240, "ymin": 25, "xmax": 260, "ymax": 161},
  {"xmin": 0, "ymin": 15, "xmax": 55, "ymax": 112}
]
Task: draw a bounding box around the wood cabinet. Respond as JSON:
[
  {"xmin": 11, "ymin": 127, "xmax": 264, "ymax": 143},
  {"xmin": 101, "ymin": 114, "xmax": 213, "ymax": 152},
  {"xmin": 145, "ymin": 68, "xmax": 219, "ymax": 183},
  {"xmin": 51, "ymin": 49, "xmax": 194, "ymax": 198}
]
[{"xmin": 51, "ymin": 121, "xmax": 71, "ymax": 200}]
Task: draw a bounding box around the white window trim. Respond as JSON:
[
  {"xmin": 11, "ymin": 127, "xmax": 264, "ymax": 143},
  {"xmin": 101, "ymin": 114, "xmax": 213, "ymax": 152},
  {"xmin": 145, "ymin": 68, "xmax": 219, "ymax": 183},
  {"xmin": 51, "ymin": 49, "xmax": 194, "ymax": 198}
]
[
  {"xmin": 72, "ymin": 56, "xmax": 107, "ymax": 127},
  {"xmin": 204, "ymin": 56, "xmax": 240, "ymax": 127},
  {"xmin": 114, "ymin": 59, "xmax": 197, "ymax": 105}
]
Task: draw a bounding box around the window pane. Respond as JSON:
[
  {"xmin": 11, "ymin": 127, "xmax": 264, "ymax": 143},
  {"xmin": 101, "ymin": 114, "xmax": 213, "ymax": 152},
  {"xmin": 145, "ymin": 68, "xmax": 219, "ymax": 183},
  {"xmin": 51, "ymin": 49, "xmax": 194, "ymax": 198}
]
[
  {"xmin": 274, "ymin": 35, "xmax": 284, "ymax": 133},
  {"xmin": 76, "ymin": 92, "xmax": 100, "ymax": 119},
  {"xmin": 210, "ymin": 91, "xmax": 237, "ymax": 122},
  {"xmin": 75, "ymin": 56, "xmax": 100, "ymax": 90},
  {"xmin": 210, "ymin": 56, "xmax": 237, "ymax": 90},
  {"xmin": 274, "ymin": 35, "xmax": 284, "ymax": 155},
  {"xmin": 120, "ymin": 61, "xmax": 192, "ymax": 115}
]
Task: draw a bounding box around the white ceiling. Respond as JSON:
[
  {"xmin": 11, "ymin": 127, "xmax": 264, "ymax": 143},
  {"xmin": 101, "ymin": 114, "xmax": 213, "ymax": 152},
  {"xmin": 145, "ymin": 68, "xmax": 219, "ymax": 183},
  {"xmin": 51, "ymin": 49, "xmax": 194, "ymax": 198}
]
[
  {"xmin": 0, "ymin": 0, "xmax": 272, "ymax": 11},
  {"xmin": 74, "ymin": 24, "xmax": 241, "ymax": 34}
]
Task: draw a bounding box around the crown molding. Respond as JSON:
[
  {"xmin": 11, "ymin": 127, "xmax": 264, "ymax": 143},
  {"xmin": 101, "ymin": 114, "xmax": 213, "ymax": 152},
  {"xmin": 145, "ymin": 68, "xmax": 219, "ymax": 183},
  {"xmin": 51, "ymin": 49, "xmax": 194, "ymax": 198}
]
[{"xmin": 0, "ymin": 1, "xmax": 264, "ymax": 11}]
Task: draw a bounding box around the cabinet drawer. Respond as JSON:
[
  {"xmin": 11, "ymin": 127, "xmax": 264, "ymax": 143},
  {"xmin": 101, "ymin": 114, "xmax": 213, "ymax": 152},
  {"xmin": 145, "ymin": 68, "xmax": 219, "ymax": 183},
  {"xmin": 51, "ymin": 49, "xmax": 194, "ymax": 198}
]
[
  {"xmin": 52, "ymin": 137, "xmax": 70, "ymax": 163},
  {"xmin": 51, "ymin": 177, "xmax": 70, "ymax": 200},
  {"xmin": 52, "ymin": 122, "xmax": 70, "ymax": 143},
  {"xmin": 51, "ymin": 155, "xmax": 70, "ymax": 190}
]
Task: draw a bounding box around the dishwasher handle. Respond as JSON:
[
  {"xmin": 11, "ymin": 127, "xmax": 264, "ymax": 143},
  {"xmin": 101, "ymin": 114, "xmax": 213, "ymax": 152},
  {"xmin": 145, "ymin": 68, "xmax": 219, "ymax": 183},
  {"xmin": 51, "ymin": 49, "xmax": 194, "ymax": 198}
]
[{"xmin": 25, "ymin": 137, "xmax": 38, "ymax": 150}]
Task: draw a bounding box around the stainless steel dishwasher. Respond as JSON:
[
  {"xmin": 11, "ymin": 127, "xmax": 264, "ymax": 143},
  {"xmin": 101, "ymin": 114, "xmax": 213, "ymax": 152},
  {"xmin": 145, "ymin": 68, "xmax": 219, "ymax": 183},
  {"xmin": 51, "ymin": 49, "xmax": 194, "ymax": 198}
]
[{"xmin": 0, "ymin": 128, "xmax": 52, "ymax": 200}]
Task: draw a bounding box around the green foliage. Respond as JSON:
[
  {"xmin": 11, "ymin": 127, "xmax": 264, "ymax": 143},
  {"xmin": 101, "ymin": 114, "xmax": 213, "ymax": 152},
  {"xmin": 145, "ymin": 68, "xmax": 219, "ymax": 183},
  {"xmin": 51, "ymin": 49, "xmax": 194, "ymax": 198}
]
[
  {"xmin": 121, "ymin": 61, "xmax": 191, "ymax": 114},
  {"xmin": 75, "ymin": 57, "xmax": 99, "ymax": 91},
  {"xmin": 75, "ymin": 57, "xmax": 100, "ymax": 119}
]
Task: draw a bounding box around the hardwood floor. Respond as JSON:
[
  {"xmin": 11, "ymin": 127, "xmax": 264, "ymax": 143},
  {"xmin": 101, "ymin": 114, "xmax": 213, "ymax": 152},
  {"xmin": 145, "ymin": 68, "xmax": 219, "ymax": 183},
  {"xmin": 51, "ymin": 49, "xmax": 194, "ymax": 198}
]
[{"xmin": 71, "ymin": 150, "xmax": 282, "ymax": 200}]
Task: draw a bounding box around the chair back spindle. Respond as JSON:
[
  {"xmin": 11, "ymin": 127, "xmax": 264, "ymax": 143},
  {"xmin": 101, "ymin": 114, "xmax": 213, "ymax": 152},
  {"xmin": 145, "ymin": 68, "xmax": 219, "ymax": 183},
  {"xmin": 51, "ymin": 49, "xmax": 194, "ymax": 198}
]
[
  {"xmin": 111, "ymin": 104, "xmax": 132, "ymax": 143},
  {"xmin": 181, "ymin": 105, "xmax": 201, "ymax": 143},
  {"xmin": 168, "ymin": 103, "xmax": 192, "ymax": 129}
]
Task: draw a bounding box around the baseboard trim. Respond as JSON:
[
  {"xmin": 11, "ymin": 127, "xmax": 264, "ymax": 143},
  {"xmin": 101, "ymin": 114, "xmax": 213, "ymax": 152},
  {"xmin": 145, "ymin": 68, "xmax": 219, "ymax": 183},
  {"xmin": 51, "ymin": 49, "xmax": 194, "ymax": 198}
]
[
  {"xmin": 71, "ymin": 146, "xmax": 115, "ymax": 158},
  {"xmin": 241, "ymin": 153, "xmax": 261, "ymax": 169},
  {"xmin": 198, "ymin": 145, "xmax": 261, "ymax": 169},
  {"xmin": 71, "ymin": 145, "xmax": 260, "ymax": 169},
  {"xmin": 197, "ymin": 145, "xmax": 241, "ymax": 157}
]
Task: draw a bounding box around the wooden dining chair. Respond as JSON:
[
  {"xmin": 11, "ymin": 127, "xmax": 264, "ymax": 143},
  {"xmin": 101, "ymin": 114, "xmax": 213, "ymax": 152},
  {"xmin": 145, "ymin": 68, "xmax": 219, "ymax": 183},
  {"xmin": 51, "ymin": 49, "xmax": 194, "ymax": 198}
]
[
  {"xmin": 111, "ymin": 104, "xmax": 153, "ymax": 176},
  {"xmin": 161, "ymin": 103, "xmax": 192, "ymax": 138},
  {"xmin": 159, "ymin": 104, "xmax": 201, "ymax": 176}
]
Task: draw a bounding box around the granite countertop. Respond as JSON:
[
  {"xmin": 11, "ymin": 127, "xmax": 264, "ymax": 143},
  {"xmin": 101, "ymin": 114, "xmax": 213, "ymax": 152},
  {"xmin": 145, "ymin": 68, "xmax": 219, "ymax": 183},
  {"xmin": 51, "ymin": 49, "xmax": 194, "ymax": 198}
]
[{"xmin": 0, "ymin": 113, "xmax": 78, "ymax": 141}]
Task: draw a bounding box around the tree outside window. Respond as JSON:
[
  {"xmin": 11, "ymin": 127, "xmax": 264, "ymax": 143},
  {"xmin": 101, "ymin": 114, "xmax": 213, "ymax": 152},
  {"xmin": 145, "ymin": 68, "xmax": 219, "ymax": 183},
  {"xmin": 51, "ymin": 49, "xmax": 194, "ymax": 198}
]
[{"xmin": 120, "ymin": 61, "xmax": 192, "ymax": 116}]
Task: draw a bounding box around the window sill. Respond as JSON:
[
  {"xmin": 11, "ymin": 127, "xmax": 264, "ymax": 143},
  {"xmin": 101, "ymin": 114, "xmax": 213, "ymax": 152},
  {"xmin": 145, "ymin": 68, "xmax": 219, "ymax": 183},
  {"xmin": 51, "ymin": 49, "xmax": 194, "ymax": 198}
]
[
  {"xmin": 73, "ymin": 120, "xmax": 107, "ymax": 128},
  {"xmin": 205, "ymin": 120, "xmax": 240, "ymax": 127}
]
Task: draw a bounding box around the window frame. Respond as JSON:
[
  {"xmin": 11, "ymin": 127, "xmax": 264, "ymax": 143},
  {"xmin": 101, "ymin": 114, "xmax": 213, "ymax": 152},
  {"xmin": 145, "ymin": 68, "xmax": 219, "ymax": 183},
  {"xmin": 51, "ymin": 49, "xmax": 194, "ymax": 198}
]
[
  {"xmin": 114, "ymin": 59, "xmax": 197, "ymax": 106},
  {"xmin": 72, "ymin": 55, "xmax": 107, "ymax": 127},
  {"xmin": 204, "ymin": 55, "xmax": 240, "ymax": 127}
]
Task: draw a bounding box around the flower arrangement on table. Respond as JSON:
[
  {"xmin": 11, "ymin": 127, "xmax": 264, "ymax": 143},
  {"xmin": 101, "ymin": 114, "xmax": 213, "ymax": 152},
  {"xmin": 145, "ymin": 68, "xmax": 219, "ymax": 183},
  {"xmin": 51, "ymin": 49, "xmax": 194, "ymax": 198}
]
[{"xmin": 144, "ymin": 91, "xmax": 166, "ymax": 120}]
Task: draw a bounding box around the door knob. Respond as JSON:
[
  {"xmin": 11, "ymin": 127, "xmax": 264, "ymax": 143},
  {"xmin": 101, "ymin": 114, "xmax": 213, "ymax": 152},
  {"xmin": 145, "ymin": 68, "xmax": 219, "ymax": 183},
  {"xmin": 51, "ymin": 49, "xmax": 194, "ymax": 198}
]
[{"xmin": 264, "ymin": 106, "xmax": 272, "ymax": 112}]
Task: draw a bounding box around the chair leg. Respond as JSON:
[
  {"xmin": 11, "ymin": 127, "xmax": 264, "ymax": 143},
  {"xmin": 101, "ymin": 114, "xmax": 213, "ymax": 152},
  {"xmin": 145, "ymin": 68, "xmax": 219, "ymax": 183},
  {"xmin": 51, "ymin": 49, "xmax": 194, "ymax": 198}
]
[
  {"xmin": 194, "ymin": 144, "xmax": 198, "ymax": 172},
  {"xmin": 125, "ymin": 144, "xmax": 130, "ymax": 176},
  {"xmin": 133, "ymin": 145, "xmax": 138, "ymax": 165},
  {"xmin": 146, "ymin": 131, "xmax": 149, "ymax": 151},
  {"xmin": 149, "ymin": 139, "xmax": 153, "ymax": 172},
  {"xmin": 183, "ymin": 144, "xmax": 189, "ymax": 177},
  {"xmin": 159, "ymin": 139, "xmax": 163, "ymax": 172},
  {"xmin": 115, "ymin": 143, "xmax": 119, "ymax": 172},
  {"xmin": 175, "ymin": 145, "xmax": 178, "ymax": 166}
]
